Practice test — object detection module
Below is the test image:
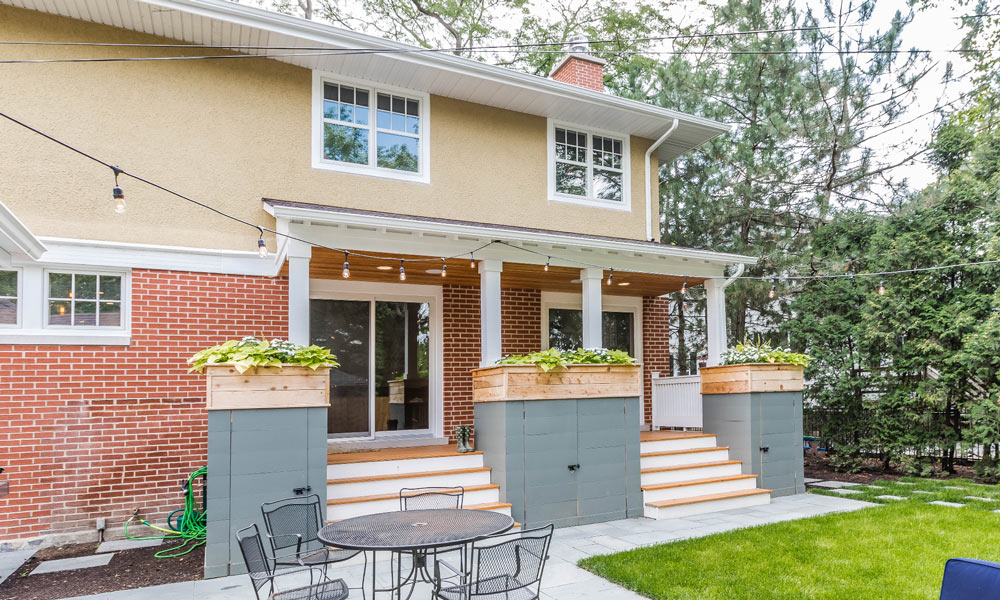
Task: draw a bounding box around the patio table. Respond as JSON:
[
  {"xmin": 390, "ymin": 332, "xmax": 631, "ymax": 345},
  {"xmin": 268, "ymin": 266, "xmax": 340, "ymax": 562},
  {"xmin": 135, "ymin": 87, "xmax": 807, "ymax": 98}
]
[{"xmin": 318, "ymin": 508, "xmax": 514, "ymax": 599}]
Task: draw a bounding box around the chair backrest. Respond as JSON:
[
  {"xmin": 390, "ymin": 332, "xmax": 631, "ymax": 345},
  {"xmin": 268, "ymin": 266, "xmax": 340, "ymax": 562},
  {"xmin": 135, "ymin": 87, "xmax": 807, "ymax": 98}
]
[
  {"xmin": 235, "ymin": 524, "xmax": 273, "ymax": 598},
  {"xmin": 940, "ymin": 558, "xmax": 1000, "ymax": 600},
  {"xmin": 469, "ymin": 524, "xmax": 553, "ymax": 598},
  {"xmin": 261, "ymin": 494, "xmax": 323, "ymax": 553},
  {"xmin": 400, "ymin": 486, "xmax": 464, "ymax": 510}
]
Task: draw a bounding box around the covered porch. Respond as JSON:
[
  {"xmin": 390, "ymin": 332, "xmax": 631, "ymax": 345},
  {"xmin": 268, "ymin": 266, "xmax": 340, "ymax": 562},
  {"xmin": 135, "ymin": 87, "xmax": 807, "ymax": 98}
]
[{"xmin": 265, "ymin": 199, "xmax": 752, "ymax": 444}]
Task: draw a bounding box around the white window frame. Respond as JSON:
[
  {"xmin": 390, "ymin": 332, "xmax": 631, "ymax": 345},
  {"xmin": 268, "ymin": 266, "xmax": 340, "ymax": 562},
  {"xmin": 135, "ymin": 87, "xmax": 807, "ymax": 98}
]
[
  {"xmin": 539, "ymin": 291, "xmax": 642, "ymax": 360},
  {"xmin": 0, "ymin": 264, "xmax": 131, "ymax": 345},
  {"xmin": 311, "ymin": 71, "xmax": 431, "ymax": 184},
  {"xmin": 44, "ymin": 270, "xmax": 127, "ymax": 331},
  {"xmin": 547, "ymin": 119, "xmax": 631, "ymax": 211},
  {"xmin": 0, "ymin": 267, "xmax": 21, "ymax": 328}
]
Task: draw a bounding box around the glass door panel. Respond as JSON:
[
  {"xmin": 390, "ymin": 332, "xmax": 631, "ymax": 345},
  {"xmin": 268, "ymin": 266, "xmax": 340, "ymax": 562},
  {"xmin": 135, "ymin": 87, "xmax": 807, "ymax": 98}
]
[
  {"xmin": 374, "ymin": 301, "xmax": 430, "ymax": 433},
  {"xmin": 311, "ymin": 299, "xmax": 371, "ymax": 437}
]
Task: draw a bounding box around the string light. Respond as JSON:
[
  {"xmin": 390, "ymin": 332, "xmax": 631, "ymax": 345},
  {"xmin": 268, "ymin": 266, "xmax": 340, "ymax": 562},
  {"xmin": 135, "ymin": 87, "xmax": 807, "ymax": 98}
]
[
  {"xmin": 469, "ymin": 253, "xmax": 476, "ymax": 269},
  {"xmin": 441, "ymin": 259, "xmax": 447, "ymax": 278},
  {"xmin": 342, "ymin": 253, "xmax": 350, "ymax": 278},
  {"xmin": 544, "ymin": 257, "xmax": 550, "ymax": 272},
  {"xmin": 111, "ymin": 166, "xmax": 125, "ymax": 214},
  {"xmin": 399, "ymin": 260, "xmax": 406, "ymax": 282},
  {"xmin": 256, "ymin": 228, "xmax": 268, "ymax": 258},
  {"xmin": 607, "ymin": 269, "xmax": 614, "ymax": 286},
  {"xmin": 769, "ymin": 283, "xmax": 776, "ymax": 299},
  {"xmin": 681, "ymin": 277, "xmax": 688, "ymax": 295},
  {"xmin": 878, "ymin": 280, "xmax": 886, "ymax": 295}
]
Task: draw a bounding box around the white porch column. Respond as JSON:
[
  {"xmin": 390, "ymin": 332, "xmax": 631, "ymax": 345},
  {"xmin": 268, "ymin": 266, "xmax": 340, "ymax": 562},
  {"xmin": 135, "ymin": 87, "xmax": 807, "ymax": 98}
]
[
  {"xmin": 287, "ymin": 240, "xmax": 312, "ymax": 346},
  {"xmin": 581, "ymin": 268, "xmax": 604, "ymax": 348},
  {"xmin": 704, "ymin": 278, "xmax": 728, "ymax": 366},
  {"xmin": 479, "ymin": 259, "xmax": 503, "ymax": 366}
]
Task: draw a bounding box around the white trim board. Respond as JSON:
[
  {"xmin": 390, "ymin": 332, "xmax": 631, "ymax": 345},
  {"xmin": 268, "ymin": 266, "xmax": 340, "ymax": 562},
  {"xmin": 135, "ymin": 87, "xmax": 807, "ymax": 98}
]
[{"xmin": 0, "ymin": 201, "xmax": 46, "ymax": 264}]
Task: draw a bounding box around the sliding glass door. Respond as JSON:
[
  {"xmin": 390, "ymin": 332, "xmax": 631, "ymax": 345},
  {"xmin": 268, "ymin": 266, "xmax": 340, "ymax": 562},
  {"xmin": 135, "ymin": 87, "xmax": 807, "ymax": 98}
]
[{"xmin": 311, "ymin": 296, "xmax": 432, "ymax": 438}]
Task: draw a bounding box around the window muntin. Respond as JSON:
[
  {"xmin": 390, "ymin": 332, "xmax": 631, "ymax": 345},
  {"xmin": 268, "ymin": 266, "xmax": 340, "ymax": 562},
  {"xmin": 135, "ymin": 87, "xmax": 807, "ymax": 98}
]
[
  {"xmin": 553, "ymin": 127, "xmax": 626, "ymax": 203},
  {"xmin": 47, "ymin": 272, "xmax": 122, "ymax": 328},
  {"xmin": 321, "ymin": 80, "xmax": 422, "ymax": 175},
  {"xmin": 0, "ymin": 270, "xmax": 17, "ymax": 326}
]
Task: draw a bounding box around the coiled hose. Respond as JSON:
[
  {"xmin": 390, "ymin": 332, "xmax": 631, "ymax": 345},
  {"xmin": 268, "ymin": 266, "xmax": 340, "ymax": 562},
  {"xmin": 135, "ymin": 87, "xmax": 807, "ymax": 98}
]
[{"xmin": 124, "ymin": 466, "xmax": 207, "ymax": 558}]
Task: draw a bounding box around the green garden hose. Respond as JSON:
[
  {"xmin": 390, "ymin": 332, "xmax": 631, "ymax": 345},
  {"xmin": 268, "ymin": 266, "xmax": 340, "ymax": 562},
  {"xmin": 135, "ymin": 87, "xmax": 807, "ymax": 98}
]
[{"xmin": 124, "ymin": 466, "xmax": 207, "ymax": 558}]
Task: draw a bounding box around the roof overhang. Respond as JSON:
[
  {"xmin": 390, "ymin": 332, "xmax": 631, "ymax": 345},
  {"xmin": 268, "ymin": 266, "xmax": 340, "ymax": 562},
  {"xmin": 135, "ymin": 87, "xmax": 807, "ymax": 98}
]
[
  {"xmin": 2, "ymin": 0, "xmax": 732, "ymax": 162},
  {"xmin": 0, "ymin": 201, "xmax": 46, "ymax": 265},
  {"xmin": 264, "ymin": 199, "xmax": 754, "ymax": 279}
]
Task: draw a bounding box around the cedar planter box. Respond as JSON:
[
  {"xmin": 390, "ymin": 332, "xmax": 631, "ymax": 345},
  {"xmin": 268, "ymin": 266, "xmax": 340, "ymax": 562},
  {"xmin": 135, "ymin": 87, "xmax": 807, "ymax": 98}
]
[
  {"xmin": 471, "ymin": 364, "xmax": 642, "ymax": 402},
  {"xmin": 204, "ymin": 364, "xmax": 331, "ymax": 410},
  {"xmin": 700, "ymin": 363, "xmax": 804, "ymax": 395}
]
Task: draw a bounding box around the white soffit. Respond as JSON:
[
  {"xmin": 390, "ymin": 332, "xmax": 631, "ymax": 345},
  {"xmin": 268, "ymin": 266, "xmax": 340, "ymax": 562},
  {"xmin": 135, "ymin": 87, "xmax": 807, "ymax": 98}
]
[
  {"xmin": 1, "ymin": 0, "xmax": 731, "ymax": 161},
  {"xmin": 0, "ymin": 200, "xmax": 46, "ymax": 262}
]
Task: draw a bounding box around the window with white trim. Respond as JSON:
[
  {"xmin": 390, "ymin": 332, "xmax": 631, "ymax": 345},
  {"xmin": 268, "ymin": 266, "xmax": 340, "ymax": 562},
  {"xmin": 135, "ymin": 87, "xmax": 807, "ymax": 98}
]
[
  {"xmin": 0, "ymin": 270, "xmax": 17, "ymax": 326},
  {"xmin": 551, "ymin": 123, "xmax": 628, "ymax": 206},
  {"xmin": 319, "ymin": 79, "xmax": 425, "ymax": 177},
  {"xmin": 47, "ymin": 272, "xmax": 123, "ymax": 328}
]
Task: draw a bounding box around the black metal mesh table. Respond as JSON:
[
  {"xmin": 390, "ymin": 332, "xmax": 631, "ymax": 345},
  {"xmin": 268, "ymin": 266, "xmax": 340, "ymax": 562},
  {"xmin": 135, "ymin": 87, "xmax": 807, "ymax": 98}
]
[{"xmin": 318, "ymin": 509, "xmax": 514, "ymax": 599}]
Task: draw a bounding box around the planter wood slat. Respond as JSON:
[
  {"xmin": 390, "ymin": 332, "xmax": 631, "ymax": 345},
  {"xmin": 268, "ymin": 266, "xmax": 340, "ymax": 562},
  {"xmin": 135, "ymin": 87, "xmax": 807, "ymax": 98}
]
[
  {"xmin": 204, "ymin": 364, "xmax": 331, "ymax": 410},
  {"xmin": 700, "ymin": 363, "xmax": 803, "ymax": 395},
  {"xmin": 471, "ymin": 364, "xmax": 642, "ymax": 402}
]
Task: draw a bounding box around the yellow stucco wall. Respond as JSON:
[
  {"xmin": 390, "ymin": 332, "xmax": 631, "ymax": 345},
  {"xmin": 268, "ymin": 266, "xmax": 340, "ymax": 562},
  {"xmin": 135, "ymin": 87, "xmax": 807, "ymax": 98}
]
[{"xmin": 0, "ymin": 5, "xmax": 659, "ymax": 251}]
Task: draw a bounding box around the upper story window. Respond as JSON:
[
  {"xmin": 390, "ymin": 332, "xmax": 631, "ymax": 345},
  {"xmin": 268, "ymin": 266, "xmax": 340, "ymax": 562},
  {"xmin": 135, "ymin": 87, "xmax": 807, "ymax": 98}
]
[
  {"xmin": 548, "ymin": 121, "xmax": 630, "ymax": 210},
  {"xmin": 47, "ymin": 272, "xmax": 123, "ymax": 328},
  {"xmin": 314, "ymin": 73, "xmax": 430, "ymax": 183},
  {"xmin": 0, "ymin": 270, "xmax": 17, "ymax": 326}
]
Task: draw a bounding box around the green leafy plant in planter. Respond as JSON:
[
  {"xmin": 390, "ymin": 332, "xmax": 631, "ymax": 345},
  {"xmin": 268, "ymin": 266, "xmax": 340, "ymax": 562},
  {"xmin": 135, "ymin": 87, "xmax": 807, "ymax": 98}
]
[
  {"xmin": 496, "ymin": 348, "xmax": 637, "ymax": 372},
  {"xmin": 721, "ymin": 339, "xmax": 811, "ymax": 367},
  {"xmin": 188, "ymin": 336, "xmax": 339, "ymax": 374}
]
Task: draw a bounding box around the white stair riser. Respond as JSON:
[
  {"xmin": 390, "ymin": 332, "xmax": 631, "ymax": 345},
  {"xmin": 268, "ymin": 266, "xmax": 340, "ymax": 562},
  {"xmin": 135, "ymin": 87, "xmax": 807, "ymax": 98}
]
[
  {"xmin": 640, "ymin": 449, "xmax": 730, "ymax": 470},
  {"xmin": 641, "ymin": 463, "xmax": 744, "ymax": 485},
  {"xmin": 644, "ymin": 493, "xmax": 771, "ymax": 519},
  {"xmin": 639, "ymin": 436, "xmax": 717, "ymax": 453},
  {"xmin": 642, "ymin": 478, "xmax": 757, "ymax": 503},
  {"xmin": 327, "ymin": 488, "xmax": 501, "ymax": 520},
  {"xmin": 327, "ymin": 454, "xmax": 484, "ymax": 479},
  {"xmin": 328, "ymin": 470, "xmax": 493, "ymax": 499}
]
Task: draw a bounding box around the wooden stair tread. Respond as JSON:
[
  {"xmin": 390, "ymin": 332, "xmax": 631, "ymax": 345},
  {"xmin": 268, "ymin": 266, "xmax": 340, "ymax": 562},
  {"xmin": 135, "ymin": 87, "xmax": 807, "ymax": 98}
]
[
  {"xmin": 641, "ymin": 474, "xmax": 757, "ymax": 491},
  {"xmin": 465, "ymin": 501, "xmax": 513, "ymax": 511},
  {"xmin": 328, "ymin": 484, "xmax": 499, "ymax": 505},
  {"xmin": 640, "ymin": 431, "xmax": 715, "ymax": 442},
  {"xmin": 641, "ymin": 460, "xmax": 742, "ymax": 474},
  {"xmin": 641, "ymin": 446, "xmax": 729, "ymax": 458},
  {"xmin": 328, "ymin": 467, "xmax": 491, "ymax": 485},
  {"xmin": 328, "ymin": 444, "xmax": 482, "ymax": 465},
  {"xmin": 645, "ymin": 488, "xmax": 771, "ymax": 508}
]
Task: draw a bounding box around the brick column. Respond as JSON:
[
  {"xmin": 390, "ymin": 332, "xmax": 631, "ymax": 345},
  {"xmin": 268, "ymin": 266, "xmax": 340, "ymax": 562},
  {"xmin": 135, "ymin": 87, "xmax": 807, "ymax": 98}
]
[{"xmin": 642, "ymin": 297, "xmax": 671, "ymax": 425}]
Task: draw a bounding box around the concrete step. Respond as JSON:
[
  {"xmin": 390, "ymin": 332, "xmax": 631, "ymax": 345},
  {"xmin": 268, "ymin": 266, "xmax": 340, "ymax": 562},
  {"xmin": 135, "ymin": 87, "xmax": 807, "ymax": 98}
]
[
  {"xmin": 326, "ymin": 484, "xmax": 501, "ymax": 521},
  {"xmin": 327, "ymin": 451, "xmax": 484, "ymax": 479},
  {"xmin": 641, "ymin": 474, "xmax": 759, "ymax": 503},
  {"xmin": 644, "ymin": 488, "xmax": 772, "ymax": 519},
  {"xmin": 327, "ymin": 467, "xmax": 493, "ymax": 499},
  {"xmin": 640, "ymin": 447, "xmax": 731, "ymax": 470},
  {"xmin": 639, "ymin": 434, "xmax": 718, "ymax": 454},
  {"xmin": 640, "ymin": 460, "xmax": 744, "ymax": 486}
]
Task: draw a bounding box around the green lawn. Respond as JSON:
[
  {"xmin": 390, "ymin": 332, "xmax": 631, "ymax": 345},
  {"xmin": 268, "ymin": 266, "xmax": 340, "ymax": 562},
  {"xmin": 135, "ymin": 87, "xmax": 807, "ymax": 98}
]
[
  {"xmin": 579, "ymin": 502, "xmax": 1000, "ymax": 600},
  {"xmin": 809, "ymin": 476, "xmax": 1000, "ymax": 509}
]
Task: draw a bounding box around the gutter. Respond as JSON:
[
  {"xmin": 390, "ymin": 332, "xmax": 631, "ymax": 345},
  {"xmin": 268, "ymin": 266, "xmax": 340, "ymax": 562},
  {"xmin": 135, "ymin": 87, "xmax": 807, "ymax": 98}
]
[{"xmin": 645, "ymin": 118, "xmax": 680, "ymax": 242}]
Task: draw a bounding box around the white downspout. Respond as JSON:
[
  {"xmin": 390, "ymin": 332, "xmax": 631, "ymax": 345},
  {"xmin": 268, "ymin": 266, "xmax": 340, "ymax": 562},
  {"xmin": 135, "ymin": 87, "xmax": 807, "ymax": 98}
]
[
  {"xmin": 723, "ymin": 262, "xmax": 745, "ymax": 288},
  {"xmin": 645, "ymin": 118, "xmax": 680, "ymax": 242}
]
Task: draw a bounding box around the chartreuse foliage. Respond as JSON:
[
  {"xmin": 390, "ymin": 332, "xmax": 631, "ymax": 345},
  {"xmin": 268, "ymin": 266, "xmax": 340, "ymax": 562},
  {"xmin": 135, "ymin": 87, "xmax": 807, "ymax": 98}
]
[
  {"xmin": 188, "ymin": 336, "xmax": 339, "ymax": 374},
  {"xmin": 581, "ymin": 503, "xmax": 1000, "ymax": 600},
  {"xmin": 721, "ymin": 339, "xmax": 810, "ymax": 367},
  {"xmin": 496, "ymin": 348, "xmax": 636, "ymax": 372}
]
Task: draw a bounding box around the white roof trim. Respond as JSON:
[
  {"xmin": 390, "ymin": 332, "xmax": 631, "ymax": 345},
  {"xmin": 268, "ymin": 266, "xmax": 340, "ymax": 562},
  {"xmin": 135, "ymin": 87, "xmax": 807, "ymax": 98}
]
[{"xmin": 0, "ymin": 201, "xmax": 46, "ymax": 261}]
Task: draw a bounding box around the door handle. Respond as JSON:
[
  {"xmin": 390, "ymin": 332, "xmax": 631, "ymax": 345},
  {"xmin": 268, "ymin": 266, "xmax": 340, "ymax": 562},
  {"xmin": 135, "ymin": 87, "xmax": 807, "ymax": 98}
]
[
  {"xmin": 567, "ymin": 464, "xmax": 580, "ymax": 472},
  {"xmin": 293, "ymin": 486, "xmax": 312, "ymax": 495},
  {"xmin": 759, "ymin": 447, "xmax": 770, "ymax": 453}
]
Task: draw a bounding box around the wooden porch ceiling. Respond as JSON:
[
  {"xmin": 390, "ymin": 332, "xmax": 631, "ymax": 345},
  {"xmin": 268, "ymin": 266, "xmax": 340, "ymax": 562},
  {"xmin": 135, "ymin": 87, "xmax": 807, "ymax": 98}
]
[{"xmin": 303, "ymin": 248, "xmax": 701, "ymax": 297}]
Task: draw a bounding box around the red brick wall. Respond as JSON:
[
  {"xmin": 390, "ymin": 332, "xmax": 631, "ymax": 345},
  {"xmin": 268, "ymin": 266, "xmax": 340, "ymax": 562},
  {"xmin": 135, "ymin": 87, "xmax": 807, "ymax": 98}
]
[
  {"xmin": 551, "ymin": 57, "xmax": 605, "ymax": 92},
  {"xmin": 0, "ymin": 269, "xmax": 287, "ymax": 543},
  {"xmin": 642, "ymin": 297, "xmax": 672, "ymax": 424},
  {"xmin": 502, "ymin": 288, "xmax": 541, "ymax": 356}
]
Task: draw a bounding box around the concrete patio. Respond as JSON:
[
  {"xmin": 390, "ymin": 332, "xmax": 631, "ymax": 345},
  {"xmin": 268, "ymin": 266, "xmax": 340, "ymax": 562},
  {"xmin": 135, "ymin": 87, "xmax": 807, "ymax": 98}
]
[{"xmin": 53, "ymin": 493, "xmax": 873, "ymax": 600}]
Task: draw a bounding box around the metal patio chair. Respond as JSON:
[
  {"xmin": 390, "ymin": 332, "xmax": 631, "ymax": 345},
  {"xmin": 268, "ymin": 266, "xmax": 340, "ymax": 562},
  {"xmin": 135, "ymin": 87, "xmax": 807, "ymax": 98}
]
[
  {"xmin": 399, "ymin": 486, "xmax": 465, "ymax": 510},
  {"xmin": 432, "ymin": 523, "xmax": 554, "ymax": 600},
  {"xmin": 261, "ymin": 495, "xmax": 365, "ymax": 594},
  {"xmin": 236, "ymin": 523, "xmax": 349, "ymax": 600}
]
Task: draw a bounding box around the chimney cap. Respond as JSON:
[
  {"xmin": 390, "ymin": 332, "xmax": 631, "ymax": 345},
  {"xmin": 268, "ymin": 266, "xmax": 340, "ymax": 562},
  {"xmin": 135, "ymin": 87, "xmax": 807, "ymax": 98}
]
[{"xmin": 567, "ymin": 33, "xmax": 589, "ymax": 53}]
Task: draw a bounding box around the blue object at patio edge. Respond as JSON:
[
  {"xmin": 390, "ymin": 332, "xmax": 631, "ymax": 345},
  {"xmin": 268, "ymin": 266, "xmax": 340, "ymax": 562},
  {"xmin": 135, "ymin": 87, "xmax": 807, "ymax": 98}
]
[{"xmin": 939, "ymin": 558, "xmax": 1000, "ymax": 600}]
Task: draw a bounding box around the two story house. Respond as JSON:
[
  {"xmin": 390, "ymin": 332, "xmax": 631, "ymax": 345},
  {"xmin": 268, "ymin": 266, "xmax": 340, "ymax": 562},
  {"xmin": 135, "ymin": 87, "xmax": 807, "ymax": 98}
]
[{"xmin": 0, "ymin": 0, "xmax": 760, "ymax": 548}]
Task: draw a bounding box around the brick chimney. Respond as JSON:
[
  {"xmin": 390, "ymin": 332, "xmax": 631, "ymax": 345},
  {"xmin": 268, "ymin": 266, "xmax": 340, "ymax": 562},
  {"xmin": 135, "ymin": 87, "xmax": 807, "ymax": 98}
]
[{"xmin": 549, "ymin": 35, "xmax": 606, "ymax": 92}]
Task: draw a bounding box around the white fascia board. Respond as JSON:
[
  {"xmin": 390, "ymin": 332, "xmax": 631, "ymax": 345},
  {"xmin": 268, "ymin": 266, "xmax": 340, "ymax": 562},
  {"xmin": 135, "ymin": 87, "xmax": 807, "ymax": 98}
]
[
  {"xmin": 0, "ymin": 201, "xmax": 47, "ymax": 260},
  {"xmin": 142, "ymin": 0, "xmax": 730, "ymax": 137},
  {"xmin": 265, "ymin": 202, "xmax": 756, "ymax": 269},
  {"xmin": 24, "ymin": 237, "xmax": 285, "ymax": 277}
]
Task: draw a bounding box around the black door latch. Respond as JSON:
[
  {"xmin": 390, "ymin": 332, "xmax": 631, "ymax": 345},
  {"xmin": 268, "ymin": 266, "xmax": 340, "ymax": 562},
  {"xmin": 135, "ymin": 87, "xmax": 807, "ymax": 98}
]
[
  {"xmin": 759, "ymin": 447, "xmax": 770, "ymax": 453},
  {"xmin": 293, "ymin": 485, "xmax": 312, "ymax": 495},
  {"xmin": 567, "ymin": 464, "xmax": 581, "ymax": 472}
]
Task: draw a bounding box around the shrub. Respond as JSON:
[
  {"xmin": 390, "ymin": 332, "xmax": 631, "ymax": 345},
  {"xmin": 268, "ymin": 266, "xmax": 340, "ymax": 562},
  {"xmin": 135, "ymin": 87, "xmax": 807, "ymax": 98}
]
[{"xmin": 188, "ymin": 336, "xmax": 339, "ymax": 374}]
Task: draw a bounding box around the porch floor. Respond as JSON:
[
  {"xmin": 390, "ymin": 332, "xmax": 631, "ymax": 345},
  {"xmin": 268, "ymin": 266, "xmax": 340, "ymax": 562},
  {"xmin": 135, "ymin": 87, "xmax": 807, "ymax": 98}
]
[
  {"xmin": 327, "ymin": 443, "xmax": 479, "ymax": 465},
  {"xmin": 640, "ymin": 430, "xmax": 711, "ymax": 442}
]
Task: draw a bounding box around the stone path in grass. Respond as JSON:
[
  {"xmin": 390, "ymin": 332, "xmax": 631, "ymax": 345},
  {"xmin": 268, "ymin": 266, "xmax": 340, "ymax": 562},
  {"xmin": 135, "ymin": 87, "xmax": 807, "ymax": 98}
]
[
  {"xmin": 809, "ymin": 476, "xmax": 1000, "ymax": 510},
  {"xmin": 56, "ymin": 494, "xmax": 873, "ymax": 600}
]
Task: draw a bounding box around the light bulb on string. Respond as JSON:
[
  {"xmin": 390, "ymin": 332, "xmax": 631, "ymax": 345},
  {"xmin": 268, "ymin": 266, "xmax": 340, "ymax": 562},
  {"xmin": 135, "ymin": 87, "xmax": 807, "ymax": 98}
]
[
  {"xmin": 256, "ymin": 229, "xmax": 268, "ymax": 258},
  {"xmin": 469, "ymin": 253, "xmax": 476, "ymax": 269},
  {"xmin": 680, "ymin": 277, "xmax": 688, "ymax": 295},
  {"xmin": 111, "ymin": 167, "xmax": 125, "ymax": 214},
  {"xmin": 878, "ymin": 280, "xmax": 886, "ymax": 295},
  {"xmin": 441, "ymin": 259, "xmax": 447, "ymax": 278},
  {"xmin": 544, "ymin": 257, "xmax": 550, "ymax": 272},
  {"xmin": 607, "ymin": 270, "xmax": 614, "ymax": 286},
  {"xmin": 399, "ymin": 260, "xmax": 406, "ymax": 282},
  {"xmin": 769, "ymin": 284, "xmax": 776, "ymax": 299},
  {"xmin": 342, "ymin": 253, "xmax": 351, "ymax": 279}
]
